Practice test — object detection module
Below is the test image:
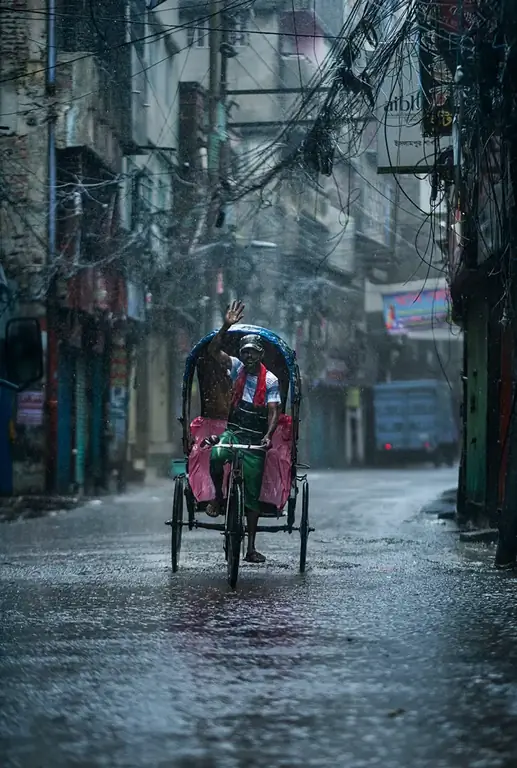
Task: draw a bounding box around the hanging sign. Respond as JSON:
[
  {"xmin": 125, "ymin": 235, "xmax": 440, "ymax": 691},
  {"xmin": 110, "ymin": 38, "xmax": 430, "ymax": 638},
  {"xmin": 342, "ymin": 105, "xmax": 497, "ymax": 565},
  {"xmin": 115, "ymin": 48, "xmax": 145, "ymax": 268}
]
[
  {"xmin": 377, "ymin": 43, "xmax": 452, "ymax": 173},
  {"xmin": 17, "ymin": 391, "xmax": 44, "ymax": 426}
]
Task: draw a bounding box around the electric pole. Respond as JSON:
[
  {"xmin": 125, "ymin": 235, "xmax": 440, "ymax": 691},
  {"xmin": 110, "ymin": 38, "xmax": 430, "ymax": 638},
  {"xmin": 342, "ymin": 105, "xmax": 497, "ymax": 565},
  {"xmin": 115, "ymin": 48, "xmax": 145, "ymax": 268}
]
[
  {"xmin": 202, "ymin": 0, "xmax": 223, "ymax": 333},
  {"xmin": 208, "ymin": 0, "xmax": 223, "ymax": 190}
]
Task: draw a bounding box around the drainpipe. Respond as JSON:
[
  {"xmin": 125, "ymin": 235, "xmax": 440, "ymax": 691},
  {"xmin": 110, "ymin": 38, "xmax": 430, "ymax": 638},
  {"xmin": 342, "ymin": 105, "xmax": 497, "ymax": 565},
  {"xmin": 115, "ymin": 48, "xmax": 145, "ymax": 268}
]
[
  {"xmin": 47, "ymin": 0, "xmax": 57, "ymax": 257},
  {"xmin": 45, "ymin": 0, "xmax": 58, "ymax": 492}
]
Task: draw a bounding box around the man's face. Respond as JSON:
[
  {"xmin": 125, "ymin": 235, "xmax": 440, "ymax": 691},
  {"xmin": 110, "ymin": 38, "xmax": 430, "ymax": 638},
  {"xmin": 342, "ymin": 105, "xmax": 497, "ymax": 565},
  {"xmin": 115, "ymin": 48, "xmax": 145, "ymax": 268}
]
[{"xmin": 240, "ymin": 347, "xmax": 262, "ymax": 372}]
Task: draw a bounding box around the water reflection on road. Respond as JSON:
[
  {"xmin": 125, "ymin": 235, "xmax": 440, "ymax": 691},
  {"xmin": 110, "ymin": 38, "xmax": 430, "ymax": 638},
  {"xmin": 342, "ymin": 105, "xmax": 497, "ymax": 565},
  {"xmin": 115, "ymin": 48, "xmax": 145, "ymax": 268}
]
[{"xmin": 2, "ymin": 468, "xmax": 516, "ymax": 768}]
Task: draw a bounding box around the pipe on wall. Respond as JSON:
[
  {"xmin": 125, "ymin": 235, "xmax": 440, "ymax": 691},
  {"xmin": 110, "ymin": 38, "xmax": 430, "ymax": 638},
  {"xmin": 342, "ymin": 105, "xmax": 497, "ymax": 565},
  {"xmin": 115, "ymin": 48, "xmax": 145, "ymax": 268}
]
[{"xmin": 45, "ymin": 0, "xmax": 58, "ymax": 492}]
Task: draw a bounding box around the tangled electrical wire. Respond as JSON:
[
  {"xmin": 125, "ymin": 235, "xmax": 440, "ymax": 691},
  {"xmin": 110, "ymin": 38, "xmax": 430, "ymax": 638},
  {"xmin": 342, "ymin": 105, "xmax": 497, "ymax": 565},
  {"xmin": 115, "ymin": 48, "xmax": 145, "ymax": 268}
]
[
  {"xmin": 227, "ymin": 0, "xmax": 419, "ymax": 200},
  {"xmin": 425, "ymin": 0, "xmax": 517, "ymax": 323}
]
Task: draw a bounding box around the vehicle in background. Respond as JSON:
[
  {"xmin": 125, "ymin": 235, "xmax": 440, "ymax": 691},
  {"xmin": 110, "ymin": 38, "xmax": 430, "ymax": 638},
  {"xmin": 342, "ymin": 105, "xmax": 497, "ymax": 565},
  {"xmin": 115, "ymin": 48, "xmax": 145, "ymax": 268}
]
[
  {"xmin": 373, "ymin": 379, "xmax": 458, "ymax": 467},
  {"xmin": 1, "ymin": 318, "xmax": 44, "ymax": 392}
]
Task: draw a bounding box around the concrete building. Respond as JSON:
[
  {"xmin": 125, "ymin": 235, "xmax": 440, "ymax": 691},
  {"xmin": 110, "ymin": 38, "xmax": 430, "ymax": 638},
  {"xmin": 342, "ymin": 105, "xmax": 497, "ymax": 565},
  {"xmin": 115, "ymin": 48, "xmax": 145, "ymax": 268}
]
[
  {"xmin": 1, "ymin": 0, "xmax": 135, "ymax": 494},
  {"xmin": 121, "ymin": 1, "xmax": 189, "ymax": 480},
  {"xmin": 176, "ymin": 0, "xmax": 371, "ymax": 468},
  {"xmin": 0, "ymin": 0, "xmax": 187, "ymax": 492}
]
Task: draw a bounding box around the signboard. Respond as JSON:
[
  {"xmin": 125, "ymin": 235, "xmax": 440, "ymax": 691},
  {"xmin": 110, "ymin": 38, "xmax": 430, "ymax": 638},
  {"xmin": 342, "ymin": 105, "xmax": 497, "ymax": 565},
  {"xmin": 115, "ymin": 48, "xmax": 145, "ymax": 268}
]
[
  {"xmin": 382, "ymin": 288, "xmax": 450, "ymax": 334},
  {"xmin": 17, "ymin": 391, "xmax": 44, "ymax": 426},
  {"xmin": 377, "ymin": 44, "xmax": 452, "ymax": 173}
]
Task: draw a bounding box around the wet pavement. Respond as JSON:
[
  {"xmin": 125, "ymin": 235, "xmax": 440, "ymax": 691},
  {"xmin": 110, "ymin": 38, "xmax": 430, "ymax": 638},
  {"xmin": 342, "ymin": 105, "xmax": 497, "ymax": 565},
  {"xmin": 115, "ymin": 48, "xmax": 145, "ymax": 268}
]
[{"xmin": 1, "ymin": 468, "xmax": 517, "ymax": 768}]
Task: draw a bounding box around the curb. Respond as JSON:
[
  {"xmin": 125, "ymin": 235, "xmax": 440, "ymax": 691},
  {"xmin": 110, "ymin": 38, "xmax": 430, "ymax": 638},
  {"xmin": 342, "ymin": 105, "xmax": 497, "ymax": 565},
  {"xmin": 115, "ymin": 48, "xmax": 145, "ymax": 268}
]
[
  {"xmin": 459, "ymin": 528, "xmax": 498, "ymax": 544},
  {"xmin": 421, "ymin": 499, "xmax": 456, "ymax": 517},
  {"xmin": 0, "ymin": 496, "xmax": 83, "ymax": 523},
  {"xmin": 439, "ymin": 488, "xmax": 458, "ymax": 504}
]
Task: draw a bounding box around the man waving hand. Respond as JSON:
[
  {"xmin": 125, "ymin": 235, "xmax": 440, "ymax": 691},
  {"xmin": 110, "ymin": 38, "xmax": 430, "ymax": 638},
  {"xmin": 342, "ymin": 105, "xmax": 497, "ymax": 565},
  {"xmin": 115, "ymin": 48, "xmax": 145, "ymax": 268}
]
[{"xmin": 206, "ymin": 301, "xmax": 281, "ymax": 563}]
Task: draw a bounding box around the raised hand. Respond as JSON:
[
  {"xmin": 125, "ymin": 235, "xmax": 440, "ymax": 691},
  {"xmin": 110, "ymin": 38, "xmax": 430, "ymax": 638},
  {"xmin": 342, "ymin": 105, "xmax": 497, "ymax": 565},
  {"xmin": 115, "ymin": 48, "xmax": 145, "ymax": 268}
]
[{"xmin": 225, "ymin": 300, "xmax": 245, "ymax": 327}]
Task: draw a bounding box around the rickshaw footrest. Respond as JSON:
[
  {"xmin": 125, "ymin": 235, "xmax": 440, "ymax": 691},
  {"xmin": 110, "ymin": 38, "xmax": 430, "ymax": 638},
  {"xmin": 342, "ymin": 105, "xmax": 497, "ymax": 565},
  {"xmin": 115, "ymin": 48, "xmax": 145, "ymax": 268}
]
[{"xmin": 193, "ymin": 521, "xmax": 226, "ymax": 532}]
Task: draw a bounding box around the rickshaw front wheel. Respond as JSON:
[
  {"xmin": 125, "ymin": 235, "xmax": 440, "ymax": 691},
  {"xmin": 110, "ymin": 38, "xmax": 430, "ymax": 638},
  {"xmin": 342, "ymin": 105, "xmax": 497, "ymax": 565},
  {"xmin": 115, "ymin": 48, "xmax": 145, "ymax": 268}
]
[{"xmin": 226, "ymin": 480, "xmax": 244, "ymax": 589}]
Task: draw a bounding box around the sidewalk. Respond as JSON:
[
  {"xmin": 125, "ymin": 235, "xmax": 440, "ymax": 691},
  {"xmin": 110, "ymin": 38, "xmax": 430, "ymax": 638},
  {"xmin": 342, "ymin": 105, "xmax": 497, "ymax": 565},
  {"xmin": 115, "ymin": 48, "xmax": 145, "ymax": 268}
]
[
  {"xmin": 420, "ymin": 487, "xmax": 499, "ymax": 544},
  {"xmin": 0, "ymin": 471, "xmax": 174, "ymax": 523}
]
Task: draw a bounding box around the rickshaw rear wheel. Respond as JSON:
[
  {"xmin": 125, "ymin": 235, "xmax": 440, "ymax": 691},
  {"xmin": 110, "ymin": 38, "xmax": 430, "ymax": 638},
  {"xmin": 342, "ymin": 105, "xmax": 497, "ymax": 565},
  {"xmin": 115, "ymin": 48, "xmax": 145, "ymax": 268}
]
[
  {"xmin": 299, "ymin": 480, "xmax": 309, "ymax": 574},
  {"xmin": 226, "ymin": 479, "xmax": 244, "ymax": 589},
  {"xmin": 171, "ymin": 476, "xmax": 184, "ymax": 573}
]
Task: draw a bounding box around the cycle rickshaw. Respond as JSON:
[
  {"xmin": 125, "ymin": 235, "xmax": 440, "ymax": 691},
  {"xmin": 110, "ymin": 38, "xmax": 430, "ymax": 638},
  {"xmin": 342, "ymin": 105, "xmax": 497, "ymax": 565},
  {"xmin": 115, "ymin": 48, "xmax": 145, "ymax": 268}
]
[{"xmin": 165, "ymin": 324, "xmax": 312, "ymax": 588}]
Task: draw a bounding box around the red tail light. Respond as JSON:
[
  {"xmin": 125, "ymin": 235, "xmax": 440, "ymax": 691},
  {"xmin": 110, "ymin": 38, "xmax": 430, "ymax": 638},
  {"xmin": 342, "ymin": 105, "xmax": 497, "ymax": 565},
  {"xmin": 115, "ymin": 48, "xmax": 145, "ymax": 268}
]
[{"xmin": 384, "ymin": 443, "xmax": 392, "ymax": 450}]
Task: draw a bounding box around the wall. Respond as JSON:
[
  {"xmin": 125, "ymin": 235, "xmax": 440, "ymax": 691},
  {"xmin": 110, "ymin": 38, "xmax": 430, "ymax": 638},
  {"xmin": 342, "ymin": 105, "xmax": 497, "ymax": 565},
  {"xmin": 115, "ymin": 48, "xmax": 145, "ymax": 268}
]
[
  {"xmin": 0, "ymin": 2, "xmax": 49, "ymax": 493},
  {"xmin": 464, "ymin": 298, "xmax": 488, "ymax": 513},
  {"xmin": 178, "ymin": 9, "xmax": 283, "ymax": 124},
  {"xmin": 0, "ymin": 1, "xmax": 48, "ymax": 288}
]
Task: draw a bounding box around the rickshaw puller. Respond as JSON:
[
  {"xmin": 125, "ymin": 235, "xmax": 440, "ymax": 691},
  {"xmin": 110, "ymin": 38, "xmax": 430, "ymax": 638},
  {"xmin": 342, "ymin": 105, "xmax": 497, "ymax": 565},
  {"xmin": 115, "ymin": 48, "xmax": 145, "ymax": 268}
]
[{"xmin": 206, "ymin": 301, "xmax": 280, "ymax": 564}]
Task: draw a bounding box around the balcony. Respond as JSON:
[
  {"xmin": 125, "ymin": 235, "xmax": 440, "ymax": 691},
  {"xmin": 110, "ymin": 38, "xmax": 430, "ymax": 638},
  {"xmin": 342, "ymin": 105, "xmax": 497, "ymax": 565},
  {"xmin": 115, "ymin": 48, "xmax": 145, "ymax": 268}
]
[{"xmin": 55, "ymin": 54, "xmax": 126, "ymax": 172}]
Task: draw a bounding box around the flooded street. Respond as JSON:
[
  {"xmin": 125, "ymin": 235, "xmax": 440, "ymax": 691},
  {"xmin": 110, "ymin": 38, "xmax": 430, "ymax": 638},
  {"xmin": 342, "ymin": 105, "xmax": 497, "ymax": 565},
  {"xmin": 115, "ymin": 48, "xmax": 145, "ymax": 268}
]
[{"xmin": 2, "ymin": 468, "xmax": 516, "ymax": 768}]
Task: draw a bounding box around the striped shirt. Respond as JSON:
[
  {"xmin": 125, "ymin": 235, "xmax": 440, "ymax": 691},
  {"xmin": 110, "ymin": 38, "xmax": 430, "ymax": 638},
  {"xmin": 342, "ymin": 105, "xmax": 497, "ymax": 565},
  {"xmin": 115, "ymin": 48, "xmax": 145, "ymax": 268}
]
[{"xmin": 229, "ymin": 356, "xmax": 281, "ymax": 405}]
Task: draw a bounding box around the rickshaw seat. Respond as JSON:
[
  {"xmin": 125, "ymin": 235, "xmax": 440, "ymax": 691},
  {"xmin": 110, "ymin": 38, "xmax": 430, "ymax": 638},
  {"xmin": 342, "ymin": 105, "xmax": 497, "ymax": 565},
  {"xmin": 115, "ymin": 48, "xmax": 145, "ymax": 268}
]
[{"xmin": 187, "ymin": 415, "xmax": 293, "ymax": 511}]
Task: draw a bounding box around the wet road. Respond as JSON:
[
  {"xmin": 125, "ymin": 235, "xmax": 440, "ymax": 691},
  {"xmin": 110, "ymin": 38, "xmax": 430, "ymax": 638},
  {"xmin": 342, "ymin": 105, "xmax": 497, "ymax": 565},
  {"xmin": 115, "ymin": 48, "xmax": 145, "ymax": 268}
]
[{"xmin": 2, "ymin": 468, "xmax": 517, "ymax": 768}]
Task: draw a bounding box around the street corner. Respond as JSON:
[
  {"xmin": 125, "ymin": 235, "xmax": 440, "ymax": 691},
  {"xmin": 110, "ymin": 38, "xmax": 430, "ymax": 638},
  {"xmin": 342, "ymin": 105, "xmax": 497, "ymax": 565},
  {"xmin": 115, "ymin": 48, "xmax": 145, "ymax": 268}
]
[{"xmin": 459, "ymin": 528, "xmax": 498, "ymax": 545}]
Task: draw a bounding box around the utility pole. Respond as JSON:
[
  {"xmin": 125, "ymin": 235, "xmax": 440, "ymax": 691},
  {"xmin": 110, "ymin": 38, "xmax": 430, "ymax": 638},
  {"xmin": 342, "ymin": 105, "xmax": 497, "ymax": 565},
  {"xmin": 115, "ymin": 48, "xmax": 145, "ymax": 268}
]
[
  {"xmin": 208, "ymin": 0, "xmax": 223, "ymax": 189},
  {"xmin": 204, "ymin": 0, "xmax": 224, "ymax": 333},
  {"xmin": 46, "ymin": 0, "xmax": 58, "ymax": 493}
]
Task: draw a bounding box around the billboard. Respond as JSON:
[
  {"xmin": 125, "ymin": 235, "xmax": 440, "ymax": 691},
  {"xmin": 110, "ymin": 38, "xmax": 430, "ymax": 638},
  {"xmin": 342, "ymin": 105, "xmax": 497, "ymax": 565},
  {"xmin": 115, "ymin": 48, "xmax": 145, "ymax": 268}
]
[
  {"xmin": 382, "ymin": 287, "xmax": 450, "ymax": 334},
  {"xmin": 376, "ymin": 43, "xmax": 452, "ymax": 173}
]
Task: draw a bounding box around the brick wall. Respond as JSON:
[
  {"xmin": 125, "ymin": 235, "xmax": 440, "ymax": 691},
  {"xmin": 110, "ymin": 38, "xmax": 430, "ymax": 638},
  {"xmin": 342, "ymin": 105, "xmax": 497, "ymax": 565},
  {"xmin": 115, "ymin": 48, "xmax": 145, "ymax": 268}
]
[
  {"xmin": 0, "ymin": 0, "xmax": 48, "ymax": 287},
  {"xmin": 0, "ymin": 2, "xmax": 48, "ymax": 494}
]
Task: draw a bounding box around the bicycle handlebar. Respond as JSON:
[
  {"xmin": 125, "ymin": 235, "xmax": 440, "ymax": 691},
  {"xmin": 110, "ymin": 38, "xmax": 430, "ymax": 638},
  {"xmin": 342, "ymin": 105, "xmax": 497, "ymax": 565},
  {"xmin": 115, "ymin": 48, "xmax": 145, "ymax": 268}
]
[
  {"xmin": 223, "ymin": 443, "xmax": 266, "ymax": 451},
  {"xmin": 200, "ymin": 438, "xmax": 267, "ymax": 451}
]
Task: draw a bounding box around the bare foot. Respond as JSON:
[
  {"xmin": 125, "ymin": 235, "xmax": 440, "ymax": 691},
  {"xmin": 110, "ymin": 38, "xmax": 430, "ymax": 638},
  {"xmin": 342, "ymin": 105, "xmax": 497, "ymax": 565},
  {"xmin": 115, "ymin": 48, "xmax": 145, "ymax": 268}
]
[
  {"xmin": 206, "ymin": 500, "xmax": 222, "ymax": 518},
  {"xmin": 244, "ymin": 550, "xmax": 266, "ymax": 564}
]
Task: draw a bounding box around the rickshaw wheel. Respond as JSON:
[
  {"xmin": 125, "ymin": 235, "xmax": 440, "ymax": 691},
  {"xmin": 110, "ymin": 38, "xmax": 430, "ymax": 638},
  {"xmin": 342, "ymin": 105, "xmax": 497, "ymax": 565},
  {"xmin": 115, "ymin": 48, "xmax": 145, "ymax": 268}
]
[
  {"xmin": 299, "ymin": 480, "xmax": 309, "ymax": 574},
  {"xmin": 171, "ymin": 476, "xmax": 184, "ymax": 573},
  {"xmin": 226, "ymin": 480, "xmax": 243, "ymax": 589}
]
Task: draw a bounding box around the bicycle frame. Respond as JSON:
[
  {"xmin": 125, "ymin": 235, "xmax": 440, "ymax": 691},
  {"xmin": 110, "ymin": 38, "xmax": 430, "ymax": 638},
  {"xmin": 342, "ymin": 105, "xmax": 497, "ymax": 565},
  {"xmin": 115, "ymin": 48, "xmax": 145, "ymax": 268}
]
[{"xmin": 221, "ymin": 444, "xmax": 265, "ymax": 534}]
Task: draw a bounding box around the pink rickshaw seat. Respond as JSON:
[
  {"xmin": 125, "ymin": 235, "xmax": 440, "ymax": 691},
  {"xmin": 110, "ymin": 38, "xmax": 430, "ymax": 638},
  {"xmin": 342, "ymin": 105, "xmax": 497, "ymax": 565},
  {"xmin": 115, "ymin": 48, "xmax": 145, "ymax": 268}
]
[{"xmin": 187, "ymin": 414, "xmax": 293, "ymax": 511}]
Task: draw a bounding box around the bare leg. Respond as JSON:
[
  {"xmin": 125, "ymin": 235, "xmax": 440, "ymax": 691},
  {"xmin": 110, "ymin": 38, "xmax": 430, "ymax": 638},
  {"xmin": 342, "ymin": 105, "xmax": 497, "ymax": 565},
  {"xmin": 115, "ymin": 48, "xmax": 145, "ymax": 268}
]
[
  {"xmin": 207, "ymin": 448, "xmax": 226, "ymax": 517},
  {"xmin": 245, "ymin": 507, "xmax": 266, "ymax": 563}
]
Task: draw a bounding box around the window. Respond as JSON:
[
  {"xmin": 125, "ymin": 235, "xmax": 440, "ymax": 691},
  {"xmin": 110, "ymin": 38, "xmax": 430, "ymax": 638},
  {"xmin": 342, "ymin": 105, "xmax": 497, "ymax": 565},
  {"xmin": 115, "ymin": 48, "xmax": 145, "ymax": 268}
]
[
  {"xmin": 187, "ymin": 24, "xmax": 209, "ymax": 47},
  {"xmin": 157, "ymin": 180, "xmax": 167, "ymax": 212},
  {"xmin": 228, "ymin": 10, "xmax": 250, "ymax": 47},
  {"xmin": 133, "ymin": 171, "xmax": 154, "ymax": 222},
  {"xmin": 187, "ymin": 12, "xmax": 249, "ymax": 48}
]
